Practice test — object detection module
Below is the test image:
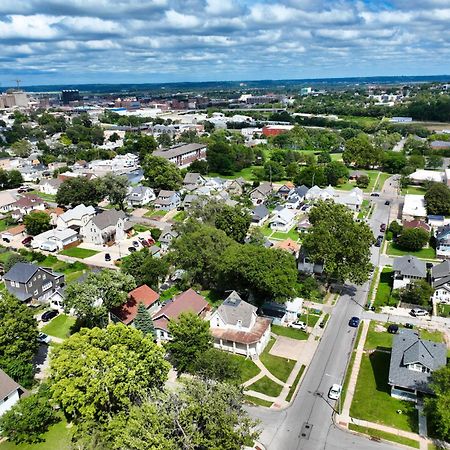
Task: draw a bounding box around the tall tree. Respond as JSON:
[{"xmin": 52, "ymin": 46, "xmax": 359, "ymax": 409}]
[
  {"xmin": 133, "ymin": 304, "xmax": 156, "ymax": 337},
  {"xmin": 302, "ymin": 201, "xmax": 374, "ymax": 284},
  {"xmin": 23, "ymin": 211, "xmax": 51, "ymax": 236},
  {"xmin": 425, "ymin": 183, "xmax": 450, "ymax": 215},
  {"xmin": 397, "ymin": 227, "xmax": 429, "ymax": 251},
  {"xmin": 99, "ymin": 173, "xmax": 129, "ymax": 210},
  {"xmin": 324, "ymin": 161, "xmax": 349, "ymax": 186},
  {"xmin": 142, "ymin": 155, "xmax": 182, "ymax": 191},
  {"xmin": 343, "ymin": 133, "xmax": 382, "ymax": 168},
  {"xmin": 56, "ymin": 177, "xmax": 105, "ymax": 207},
  {"xmin": 50, "ymin": 324, "xmax": 170, "ymax": 423}
]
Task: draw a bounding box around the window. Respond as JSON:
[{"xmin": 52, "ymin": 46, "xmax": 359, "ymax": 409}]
[
  {"xmin": 34, "ymin": 290, "xmax": 38, "ymax": 296},
  {"xmin": 42, "ymin": 274, "xmax": 46, "ymax": 280}
]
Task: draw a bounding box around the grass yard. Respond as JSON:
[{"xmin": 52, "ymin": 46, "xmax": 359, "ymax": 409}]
[
  {"xmin": 374, "ymin": 267, "xmax": 396, "ymax": 308},
  {"xmin": 260, "ymin": 337, "xmax": 296, "ymax": 382},
  {"xmin": 336, "ymin": 170, "xmax": 381, "ymax": 192},
  {"xmin": 208, "ymin": 166, "xmax": 261, "ymax": 182},
  {"xmin": 0, "ymin": 420, "xmax": 71, "ymax": 450},
  {"xmin": 133, "ymin": 224, "xmax": 150, "ymax": 233},
  {"xmin": 247, "ymin": 376, "xmax": 283, "ymax": 398},
  {"xmin": 386, "ymin": 242, "xmax": 436, "ymax": 260},
  {"xmin": 39, "ymin": 257, "xmax": 89, "ymax": 282},
  {"xmin": 419, "ymin": 329, "xmax": 445, "ymax": 343},
  {"xmin": 285, "ymin": 365, "xmax": 306, "ymax": 402},
  {"xmin": 228, "ymin": 354, "xmax": 261, "ymax": 384},
  {"xmin": 437, "ymin": 303, "xmax": 450, "ymax": 318},
  {"xmin": 364, "ymin": 321, "xmax": 394, "ymax": 351},
  {"xmin": 144, "ymin": 209, "xmax": 167, "ymax": 219},
  {"xmin": 340, "ymin": 115, "xmax": 381, "ymax": 127},
  {"xmin": 271, "ymin": 226, "xmax": 301, "ymax": 242},
  {"xmin": 60, "ymin": 247, "xmax": 99, "ymax": 259},
  {"xmin": 0, "ymin": 249, "xmax": 14, "ymax": 263},
  {"xmin": 0, "ymin": 219, "xmax": 11, "ymax": 232},
  {"xmin": 271, "ymin": 324, "xmax": 308, "ymax": 340},
  {"xmin": 244, "ymin": 395, "xmax": 273, "ymax": 408},
  {"xmin": 200, "ymin": 290, "xmax": 224, "ymax": 307},
  {"xmin": 159, "ymin": 286, "xmax": 181, "ymax": 302},
  {"xmin": 348, "ymin": 424, "xmax": 420, "ymax": 449},
  {"xmin": 401, "ymin": 186, "xmax": 428, "ymax": 196},
  {"xmin": 42, "ymin": 314, "xmax": 76, "ymax": 340},
  {"xmin": 350, "ymin": 352, "xmax": 418, "ymax": 433},
  {"xmin": 375, "ymin": 172, "xmax": 391, "ymax": 192},
  {"xmin": 260, "ymin": 223, "xmax": 273, "ymax": 237},
  {"xmin": 368, "ymin": 267, "xmax": 380, "ymax": 304},
  {"xmin": 29, "ymin": 190, "xmax": 56, "ymax": 202},
  {"xmin": 172, "ymin": 211, "xmax": 186, "ymax": 222},
  {"xmin": 298, "ymin": 311, "xmax": 321, "ymax": 327},
  {"xmin": 357, "ymin": 199, "xmax": 371, "ymax": 220}
]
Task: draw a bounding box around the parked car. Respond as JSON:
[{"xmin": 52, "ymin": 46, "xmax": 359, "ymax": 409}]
[
  {"xmin": 387, "ymin": 324, "xmax": 399, "ymax": 334},
  {"xmin": 128, "ymin": 247, "xmax": 137, "ymax": 253},
  {"xmin": 410, "ymin": 309, "xmax": 428, "ymax": 317},
  {"xmin": 132, "ymin": 241, "xmax": 140, "ymax": 248},
  {"xmin": 18, "ymin": 186, "xmax": 33, "ymax": 194},
  {"xmin": 375, "ymin": 235, "xmax": 383, "ymax": 247},
  {"xmin": 385, "ymin": 200, "xmax": 390, "ymax": 206},
  {"xmin": 348, "ymin": 316, "xmax": 360, "ymax": 327},
  {"xmin": 290, "ymin": 321, "xmax": 307, "ymax": 331},
  {"xmin": 22, "ymin": 236, "xmax": 33, "ymax": 246},
  {"xmin": 141, "ymin": 240, "xmax": 150, "ymax": 248},
  {"xmin": 370, "ymin": 192, "xmax": 380, "ymax": 197},
  {"xmin": 380, "ymin": 223, "xmax": 387, "ymax": 232},
  {"xmin": 405, "ymin": 323, "xmax": 414, "ymax": 329},
  {"xmin": 328, "ymin": 384, "xmax": 342, "ymax": 400},
  {"xmin": 41, "ymin": 309, "xmax": 58, "ymax": 322},
  {"xmin": 104, "ymin": 253, "xmax": 111, "ymax": 261},
  {"xmin": 37, "ymin": 332, "xmax": 51, "ymax": 344}
]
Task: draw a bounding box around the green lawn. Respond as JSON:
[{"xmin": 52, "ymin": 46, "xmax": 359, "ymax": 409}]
[
  {"xmin": 38, "ymin": 257, "xmax": 89, "ymax": 282},
  {"xmin": 285, "ymin": 365, "xmax": 305, "ymax": 402},
  {"xmin": 298, "ymin": 311, "xmax": 321, "ymax": 327},
  {"xmin": 209, "ymin": 166, "xmax": 261, "ymax": 182},
  {"xmin": 133, "ymin": 224, "xmax": 150, "ymax": 233},
  {"xmin": 368, "ymin": 267, "xmax": 380, "ymax": 304},
  {"xmin": 357, "ymin": 199, "xmax": 371, "ymax": 220},
  {"xmin": 401, "ymin": 186, "xmax": 427, "ymax": 196},
  {"xmin": 386, "ymin": 242, "xmax": 436, "ymax": 260},
  {"xmin": 260, "ymin": 223, "xmax": 273, "ymax": 237},
  {"xmin": 437, "ymin": 303, "xmax": 450, "ymax": 318},
  {"xmin": 247, "ymin": 376, "xmax": 283, "ymax": 398},
  {"xmin": 271, "ymin": 324, "xmax": 308, "ymax": 340},
  {"xmin": 419, "ymin": 329, "xmax": 445, "ymax": 343},
  {"xmin": 271, "ymin": 226, "xmax": 301, "ymax": 242},
  {"xmin": 336, "ymin": 170, "xmax": 381, "ymax": 192},
  {"xmin": 374, "ymin": 267, "xmax": 396, "ymax": 308},
  {"xmin": 0, "ymin": 250, "xmax": 14, "ymax": 263},
  {"xmin": 350, "ymin": 352, "xmax": 418, "ymax": 433},
  {"xmin": 200, "ymin": 289, "xmax": 224, "ymax": 307},
  {"xmin": 260, "ymin": 337, "xmax": 296, "ymax": 382},
  {"xmin": 0, "ymin": 420, "xmax": 71, "ymax": 450},
  {"xmin": 375, "ymin": 172, "xmax": 391, "ymax": 192},
  {"xmin": 159, "ymin": 286, "xmax": 181, "ymax": 302},
  {"xmin": 144, "ymin": 209, "xmax": 167, "ymax": 219},
  {"xmin": 244, "ymin": 395, "xmax": 273, "ymax": 408},
  {"xmin": 0, "ymin": 219, "xmax": 11, "ymax": 232},
  {"xmin": 348, "ymin": 424, "xmax": 420, "ymax": 449},
  {"xmin": 341, "ymin": 115, "xmax": 381, "ymax": 127},
  {"xmin": 29, "ymin": 190, "xmax": 56, "ymax": 202},
  {"xmin": 364, "ymin": 321, "xmax": 394, "ymax": 351},
  {"xmin": 59, "ymin": 247, "xmax": 99, "ymax": 259},
  {"xmin": 172, "ymin": 211, "xmax": 186, "ymax": 222},
  {"xmin": 228, "ymin": 354, "xmax": 260, "ymax": 384},
  {"xmin": 41, "ymin": 314, "xmax": 76, "ymax": 340}
]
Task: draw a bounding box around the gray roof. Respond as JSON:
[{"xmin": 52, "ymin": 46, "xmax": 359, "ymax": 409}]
[
  {"xmin": 431, "ymin": 260, "xmax": 450, "ymax": 280},
  {"xmin": 3, "ymin": 262, "xmax": 39, "ymax": 283},
  {"xmin": 183, "ymin": 172, "xmax": 203, "ymax": 185},
  {"xmin": 296, "ymin": 185, "xmax": 310, "ymax": 197},
  {"xmin": 216, "ymin": 291, "xmax": 257, "ymax": 328},
  {"xmin": 392, "ymin": 255, "xmax": 427, "ymax": 278},
  {"xmin": 91, "ymin": 210, "xmax": 126, "ymax": 230},
  {"xmin": 0, "ymin": 368, "xmax": 22, "ymax": 399},
  {"xmin": 127, "ymin": 186, "xmax": 152, "ymax": 200},
  {"xmin": 389, "ymin": 329, "xmax": 447, "ymax": 393},
  {"xmin": 436, "ymin": 224, "xmax": 450, "ymax": 241},
  {"xmin": 252, "ymin": 204, "xmax": 269, "ymax": 220},
  {"xmin": 250, "ymin": 181, "xmax": 272, "ymax": 197},
  {"xmin": 154, "ymin": 143, "xmax": 206, "ymax": 159}
]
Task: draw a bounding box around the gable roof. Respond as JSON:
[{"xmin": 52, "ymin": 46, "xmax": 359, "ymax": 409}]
[
  {"xmin": 273, "ymin": 238, "xmax": 300, "ymax": 254},
  {"xmin": 91, "ymin": 210, "xmax": 126, "ymax": 230},
  {"xmin": 183, "ymin": 172, "xmax": 204, "ymax": 185},
  {"xmin": 403, "ymin": 219, "xmax": 431, "ymax": 233},
  {"xmin": 215, "ymin": 291, "xmax": 256, "ymax": 328},
  {"xmin": 436, "ymin": 224, "xmax": 450, "ymax": 241},
  {"xmin": 431, "ymin": 260, "xmax": 450, "ymax": 280},
  {"xmin": 3, "ymin": 262, "xmax": 39, "ymax": 283},
  {"xmin": 153, "ymin": 143, "xmax": 206, "ymax": 159},
  {"xmin": 60, "ymin": 204, "xmax": 96, "ymax": 222},
  {"xmin": 252, "ymin": 204, "xmax": 269, "ymax": 220},
  {"xmin": 0, "ymin": 191, "xmax": 17, "ymax": 207},
  {"xmin": 250, "ymin": 181, "xmax": 272, "ymax": 197},
  {"xmin": 392, "ymin": 255, "xmax": 427, "ymax": 278},
  {"xmin": 0, "ymin": 369, "xmax": 23, "ymax": 400}
]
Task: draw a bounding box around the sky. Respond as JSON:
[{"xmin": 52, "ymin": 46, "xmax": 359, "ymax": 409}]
[{"xmin": 0, "ymin": 0, "xmax": 449, "ymax": 86}]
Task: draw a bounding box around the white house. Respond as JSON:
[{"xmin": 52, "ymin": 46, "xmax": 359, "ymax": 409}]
[
  {"xmin": 126, "ymin": 186, "xmax": 155, "ymax": 207},
  {"xmin": 269, "ymin": 208, "xmax": 296, "ymax": 232},
  {"xmin": 154, "ymin": 190, "xmax": 181, "ymax": 211},
  {"xmin": 0, "ymin": 191, "xmax": 17, "ymax": 213},
  {"xmin": 183, "ymin": 172, "xmax": 206, "ymax": 191},
  {"xmin": 403, "ymin": 195, "xmax": 427, "ymax": 221},
  {"xmin": 38, "ymin": 178, "xmax": 63, "ymax": 196},
  {"xmin": 409, "ymin": 169, "xmax": 444, "ymax": 185},
  {"xmin": 305, "ymin": 185, "xmax": 335, "ymax": 202},
  {"xmin": 31, "ymin": 228, "xmax": 79, "ymax": 251},
  {"xmin": 209, "ymin": 291, "xmax": 271, "ymax": 357},
  {"xmin": 0, "ymin": 369, "xmax": 26, "ymax": 418},
  {"xmin": 82, "ymin": 210, "xmax": 129, "ymax": 245},
  {"xmin": 431, "ymin": 260, "xmax": 450, "ymax": 304},
  {"xmin": 56, "ymin": 204, "xmax": 96, "ymax": 230},
  {"xmin": 335, "ymin": 187, "xmax": 363, "ymax": 212},
  {"xmin": 160, "ymin": 230, "xmax": 178, "ymax": 252}
]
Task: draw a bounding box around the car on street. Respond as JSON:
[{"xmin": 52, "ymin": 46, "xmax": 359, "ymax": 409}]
[
  {"xmin": 374, "ymin": 235, "xmax": 383, "ymax": 247},
  {"xmin": 132, "ymin": 241, "xmax": 140, "ymax": 248},
  {"xmin": 289, "ymin": 321, "xmax": 307, "ymax": 331},
  {"xmin": 410, "ymin": 309, "xmax": 428, "ymax": 317},
  {"xmin": 387, "ymin": 324, "xmax": 399, "ymax": 334},
  {"xmin": 41, "ymin": 309, "xmax": 58, "ymax": 322},
  {"xmin": 17, "ymin": 186, "xmax": 33, "ymax": 194},
  {"xmin": 370, "ymin": 192, "xmax": 380, "ymax": 197},
  {"xmin": 328, "ymin": 384, "xmax": 342, "ymax": 400},
  {"xmin": 128, "ymin": 246, "xmax": 137, "ymax": 253},
  {"xmin": 380, "ymin": 223, "xmax": 386, "ymax": 232},
  {"xmin": 348, "ymin": 316, "xmax": 360, "ymax": 327},
  {"xmin": 104, "ymin": 253, "xmax": 111, "ymax": 261},
  {"xmin": 38, "ymin": 332, "xmax": 51, "ymax": 344},
  {"xmin": 385, "ymin": 200, "xmax": 390, "ymax": 206},
  {"xmin": 405, "ymin": 323, "xmax": 414, "ymax": 329}
]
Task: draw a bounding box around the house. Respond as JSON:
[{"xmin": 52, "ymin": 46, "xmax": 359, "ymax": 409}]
[
  {"xmin": 388, "ymin": 329, "xmax": 447, "ymax": 401},
  {"xmin": 111, "ymin": 285, "xmax": 160, "ymax": 325},
  {"xmin": 402, "ymin": 195, "xmax": 427, "ymax": 221},
  {"xmin": 204, "ymin": 177, "xmax": 225, "ymax": 191},
  {"xmin": 153, "ymin": 143, "xmax": 207, "ymax": 168},
  {"xmin": 3, "ymin": 262, "xmax": 65, "ymax": 303},
  {"xmin": 182, "ymin": 194, "xmax": 200, "ymax": 210},
  {"xmin": 31, "ymin": 228, "xmax": 79, "ymax": 251},
  {"xmin": 0, "ymin": 224, "xmax": 26, "ymax": 242},
  {"xmin": 11, "ymin": 194, "xmax": 46, "ymax": 219},
  {"xmin": 349, "ymin": 170, "xmax": 367, "ymax": 181},
  {"xmin": 435, "ymin": 224, "xmax": 450, "ymax": 260},
  {"xmin": 182, "ymin": 172, "xmax": 206, "ymax": 191},
  {"xmin": 38, "ymin": 178, "xmax": 63, "ymax": 196},
  {"xmin": 56, "ymin": 204, "xmax": 96, "ymax": 230},
  {"xmin": 277, "ymin": 182, "xmax": 295, "ymax": 200},
  {"xmin": 0, "ymin": 369, "xmax": 26, "ymax": 418},
  {"xmin": 289, "ymin": 185, "xmax": 309, "ymax": 202},
  {"xmin": 269, "ymin": 208, "xmax": 296, "ymax": 232},
  {"xmin": 392, "ymin": 255, "xmax": 427, "ymax": 289},
  {"xmin": 227, "ymin": 177, "xmax": 247, "ymax": 196},
  {"xmin": 152, "ymin": 289, "xmax": 209, "ymax": 340},
  {"xmin": 297, "ymin": 217, "xmax": 312, "ymax": 233},
  {"xmin": 0, "ymin": 191, "xmax": 17, "ymax": 213},
  {"xmin": 427, "ymin": 215, "xmax": 445, "ymax": 230},
  {"xmin": 403, "ymin": 219, "xmax": 431, "ymax": 234},
  {"xmin": 249, "ymin": 182, "xmax": 272, "ymax": 205},
  {"xmin": 408, "ymin": 169, "xmax": 444, "ymax": 185},
  {"xmin": 149, "ymin": 245, "xmax": 162, "ymax": 258},
  {"xmin": 126, "ymin": 186, "xmax": 156, "ymax": 207},
  {"xmin": 160, "ymin": 229, "xmax": 178, "ymax": 252},
  {"xmin": 431, "ymin": 260, "xmax": 450, "ymax": 304},
  {"xmin": 209, "ymin": 291, "xmax": 271, "ymax": 357},
  {"xmin": 251, "ymin": 204, "xmax": 270, "ymax": 226},
  {"xmin": 273, "ymin": 238, "xmax": 300, "ymax": 257},
  {"xmin": 154, "ymin": 190, "xmax": 181, "ymax": 211},
  {"xmin": 305, "ymin": 185, "xmax": 335, "ymax": 202},
  {"xmin": 298, "ymin": 248, "xmax": 324, "ymax": 275},
  {"xmin": 82, "ymin": 210, "xmax": 131, "ymax": 245},
  {"xmin": 48, "ymin": 287, "xmax": 65, "ymax": 311},
  {"xmin": 335, "ymin": 188, "xmax": 363, "ymax": 212}
]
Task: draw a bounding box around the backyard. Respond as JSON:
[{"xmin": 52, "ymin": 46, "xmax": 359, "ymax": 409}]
[
  {"xmin": 60, "ymin": 247, "xmax": 99, "ymax": 259},
  {"xmin": 144, "ymin": 209, "xmax": 167, "ymax": 219},
  {"xmin": 42, "ymin": 314, "xmax": 76, "ymax": 340},
  {"xmin": 386, "ymin": 242, "xmax": 436, "ymax": 260},
  {"xmin": 298, "ymin": 309, "xmax": 321, "ymax": 327}
]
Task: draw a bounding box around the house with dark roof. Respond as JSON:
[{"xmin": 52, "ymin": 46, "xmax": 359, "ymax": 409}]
[
  {"xmin": 3, "ymin": 262, "xmax": 65, "ymax": 303},
  {"xmin": 392, "ymin": 255, "xmax": 427, "ymax": 290},
  {"xmin": 0, "ymin": 369, "xmax": 27, "ymax": 417},
  {"xmin": 126, "ymin": 186, "xmax": 155, "ymax": 207},
  {"xmin": 435, "ymin": 224, "xmax": 450, "ymax": 260},
  {"xmin": 403, "ymin": 219, "xmax": 431, "ymax": 234},
  {"xmin": 249, "ymin": 181, "xmax": 272, "ymax": 205},
  {"xmin": 152, "ymin": 288, "xmax": 209, "ymax": 341},
  {"xmin": 389, "ymin": 329, "xmax": 447, "ymax": 401},
  {"xmin": 226, "ymin": 177, "xmax": 247, "ymax": 196},
  {"xmin": 81, "ymin": 210, "xmax": 131, "ymax": 245},
  {"xmin": 251, "ymin": 204, "xmax": 269, "ymax": 226},
  {"xmin": 159, "ymin": 229, "xmax": 178, "ymax": 252},
  {"xmin": 153, "ymin": 143, "xmax": 207, "ymax": 168},
  {"xmin": 297, "ymin": 247, "xmax": 324, "ymax": 275},
  {"xmin": 182, "ymin": 172, "xmax": 206, "ymax": 191},
  {"xmin": 209, "ymin": 291, "xmax": 271, "ymax": 357},
  {"xmin": 38, "ymin": 178, "xmax": 63, "ymax": 196},
  {"xmin": 431, "ymin": 260, "xmax": 450, "ymax": 304},
  {"xmin": 277, "ymin": 182, "xmax": 295, "ymax": 200},
  {"xmin": 112, "ymin": 285, "xmax": 160, "ymax": 326},
  {"xmin": 154, "ymin": 190, "xmax": 181, "ymax": 211}
]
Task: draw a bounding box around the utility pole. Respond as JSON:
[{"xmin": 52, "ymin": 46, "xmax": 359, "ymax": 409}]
[{"xmin": 13, "ymin": 79, "xmax": 22, "ymax": 89}]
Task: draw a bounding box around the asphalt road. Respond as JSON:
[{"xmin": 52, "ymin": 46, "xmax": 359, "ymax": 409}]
[{"xmin": 247, "ymin": 182, "xmax": 400, "ymax": 450}]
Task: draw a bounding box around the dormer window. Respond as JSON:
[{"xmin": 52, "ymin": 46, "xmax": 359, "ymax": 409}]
[{"xmin": 237, "ymin": 320, "xmax": 242, "ymax": 328}]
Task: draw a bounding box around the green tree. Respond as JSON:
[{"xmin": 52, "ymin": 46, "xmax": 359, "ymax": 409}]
[
  {"xmin": 157, "ymin": 133, "xmax": 172, "ymax": 148},
  {"xmin": 166, "ymin": 312, "xmax": 213, "ymax": 374},
  {"xmin": 0, "ymin": 385, "xmax": 58, "ymax": 444},
  {"xmin": 382, "ymin": 151, "xmax": 407, "ymax": 174},
  {"xmin": 397, "ymin": 227, "xmax": 429, "ymax": 251},
  {"xmin": 3, "ymin": 252, "xmax": 26, "ymax": 273},
  {"xmin": 427, "ymin": 154, "xmax": 443, "ymax": 169},
  {"xmin": 142, "ymin": 155, "xmax": 182, "ymax": 191},
  {"xmin": 193, "ymin": 348, "xmax": 242, "ymax": 383},
  {"xmin": 123, "ymin": 133, "xmax": 157, "ymax": 161},
  {"xmin": 397, "ymin": 280, "xmax": 433, "ymax": 307},
  {"xmin": 56, "ymin": 177, "xmax": 105, "ymax": 207},
  {"xmin": 356, "ymin": 174, "xmax": 369, "ymax": 188},
  {"xmin": 343, "ymin": 133, "xmax": 382, "ymax": 168},
  {"xmin": 324, "ymin": 161, "xmax": 349, "ymax": 186},
  {"xmin": 11, "ymin": 139, "xmax": 32, "ymax": 157},
  {"xmin": 23, "ymin": 211, "xmax": 51, "ymax": 236},
  {"xmin": 214, "ymin": 205, "xmax": 251, "ymax": 243},
  {"xmin": 263, "ymin": 160, "xmax": 286, "ymax": 181},
  {"xmin": 50, "ymin": 325, "xmax": 169, "ymax": 423},
  {"xmin": 109, "ymin": 132, "xmax": 120, "ymax": 142},
  {"xmin": 317, "ymin": 151, "xmax": 332, "ymax": 164},
  {"xmin": 425, "ymin": 183, "xmax": 450, "ymax": 215},
  {"xmin": 409, "ymin": 154, "xmax": 426, "ymax": 169},
  {"xmin": 0, "ymin": 293, "xmax": 38, "ymax": 387},
  {"xmin": 187, "ymin": 159, "xmax": 209, "ymax": 175},
  {"xmin": 388, "ymin": 220, "xmax": 403, "ymax": 238},
  {"xmin": 6, "ymin": 170, "xmax": 24, "ymax": 188},
  {"xmin": 294, "ymin": 165, "xmax": 327, "ymax": 187},
  {"xmin": 302, "ymin": 201, "xmax": 374, "ymax": 284},
  {"xmin": 99, "ymin": 173, "xmax": 129, "ymax": 209},
  {"xmin": 134, "ymin": 303, "xmax": 156, "ymax": 337},
  {"xmin": 206, "ymin": 141, "xmax": 235, "ymax": 175}
]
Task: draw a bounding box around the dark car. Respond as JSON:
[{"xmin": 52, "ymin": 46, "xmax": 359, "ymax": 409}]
[
  {"xmin": 405, "ymin": 323, "xmax": 414, "ymax": 329},
  {"xmin": 375, "ymin": 235, "xmax": 383, "ymax": 247},
  {"xmin": 370, "ymin": 192, "xmax": 380, "ymax": 197},
  {"xmin": 387, "ymin": 324, "xmax": 399, "ymax": 334},
  {"xmin": 349, "ymin": 317, "xmax": 360, "ymax": 328},
  {"xmin": 41, "ymin": 309, "xmax": 58, "ymax": 322},
  {"xmin": 385, "ymin": 200, "xmax": 390, "ymax": 206},
  {"xmin": 128, "ymin": 247, "xmax": 137, "ymax": 253},
  {"xmin": 104, "ymin": 253, "xmax": 111, "ymax": 261},
  {"xmin": 22, "ymin": 236, "xmax": 33, "ymax": 246},
  {"xmin": 132, "ymin": 241, "xmax": 140, "ymax": 248},
  {"xmin": 380, "ymin": 223, "xmax": 386, "ymax": 232}
]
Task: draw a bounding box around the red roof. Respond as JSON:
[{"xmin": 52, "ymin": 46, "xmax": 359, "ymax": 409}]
[
  {"xmin": 403, "ymin": 220, "xmax": 431, "ymax": 233},
  {"xmin": 152, "ymin": 288, "xmax": 209, "ymax": 331},
  {"xmin": 112, "ymin": 285, "xmax": 159, "ymax": 325}
]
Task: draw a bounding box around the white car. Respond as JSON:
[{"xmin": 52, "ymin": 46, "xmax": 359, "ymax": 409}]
[
  {"xmin": 410, "ymin": 309, "xmax": 428, "ymax": 317},
  {"xmin": 290, "ymin": 321, "xmax": 307, "ymax": 331},
  {"xmin": 328, "ymin": 384, "xmax": 342, "ymax": 400},
  {"xmin": 38, "ymin": 332, "xmax": 51, "ymax": 344}
]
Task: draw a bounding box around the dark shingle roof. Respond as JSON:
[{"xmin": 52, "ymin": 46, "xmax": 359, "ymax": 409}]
[
  {"xmin": 431, "ymin": 260, "xmax": 450, "ymax": 280},
  {"xmin": 3, "ymin": 262, "xmax": 38, "ymax": 283},
  {"xmin": 91, "ymin": 210, "xmax": 126, "ymax": 230},
  {"xmin": 216, "ymin": 291, "xmax": 256, "ymax": 328},
  {"xmin": 0, "ymin": 369, "xmax": 22, "ymax": 399},
  {"xmin": 392, "ymin": 255, "xmax": 426, "ymax": 278}
]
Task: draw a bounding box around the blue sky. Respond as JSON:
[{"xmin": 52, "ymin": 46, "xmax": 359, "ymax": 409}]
[{"xmin": 0, "ymin": 0, "xmax": 449, "ymax": 86}]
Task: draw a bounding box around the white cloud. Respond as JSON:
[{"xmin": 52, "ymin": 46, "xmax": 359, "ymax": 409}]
[{"xmin": 165, "ymin": 9, "xmax": 201, "ymax": 29}]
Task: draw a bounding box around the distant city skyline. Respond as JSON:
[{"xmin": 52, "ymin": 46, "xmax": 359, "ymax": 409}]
[{"xmin": 1, "ymin": 0, "xmax": 450, "ymax": 86}]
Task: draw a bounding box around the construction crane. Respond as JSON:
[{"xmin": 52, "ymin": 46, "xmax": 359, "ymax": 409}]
[{"xmin": 13, "ymin": 79, "xmax": 22, "ymax": 89}]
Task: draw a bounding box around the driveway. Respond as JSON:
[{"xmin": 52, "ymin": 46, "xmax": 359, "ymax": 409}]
[{"xmin": 270, "ymin": 336, "xmax": 306, "ymax": 361}]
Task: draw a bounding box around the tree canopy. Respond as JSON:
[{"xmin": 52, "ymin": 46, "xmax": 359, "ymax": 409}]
[
  {"xmin": 425, "ymin": 183, "xmax": 450, "ymax": 216},
  {"xmin": 426, "ymin": 366, "xmax": 450, "ymax": 442},
  {"xmin": 23, "ymin": 211, "xmax": 51, "ymax": 236},
  {"xmin": 56, "ymin": 177, "xmax": 105, "ymax": 207},
  {"xmin": 142, "ymin": 155, "xmax": 182, "ymax": 191},
  {"xmin": 397, "ymin": 227, "xmax": 429, "ymax": 251}
]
